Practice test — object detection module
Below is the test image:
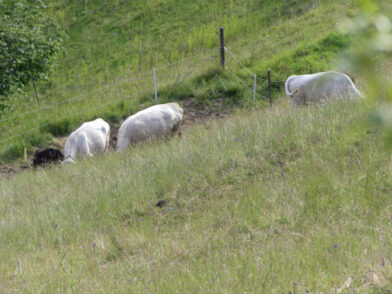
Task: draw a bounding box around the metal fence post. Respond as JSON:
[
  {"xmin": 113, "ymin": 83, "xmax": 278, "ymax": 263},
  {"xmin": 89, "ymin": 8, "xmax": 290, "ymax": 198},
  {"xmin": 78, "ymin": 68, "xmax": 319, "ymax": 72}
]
[
  {"xmin": 153, "ymin": 67, "xmax": 158, "ymax": 102},
  {"xmin": 253, "ymin": 74, "xmax": 257, "ymax": 102},
  {"xmin": 268, "ymin": 68, "xmax": 272, "ymax": 107}
]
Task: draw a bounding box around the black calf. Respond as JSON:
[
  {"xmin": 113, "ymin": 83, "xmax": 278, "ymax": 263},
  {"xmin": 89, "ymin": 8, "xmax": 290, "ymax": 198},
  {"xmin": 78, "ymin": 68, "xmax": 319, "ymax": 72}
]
[{"xmin": 33, "ymin": 148, "xmax": 64, "ymax": 167}]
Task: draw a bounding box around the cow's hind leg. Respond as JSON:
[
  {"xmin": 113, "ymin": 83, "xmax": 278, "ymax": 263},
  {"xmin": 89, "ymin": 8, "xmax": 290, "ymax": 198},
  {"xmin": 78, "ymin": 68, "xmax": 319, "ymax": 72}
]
[{"xmin": 77, "ymin": 135, "xmax": 92, "ymax": 158}]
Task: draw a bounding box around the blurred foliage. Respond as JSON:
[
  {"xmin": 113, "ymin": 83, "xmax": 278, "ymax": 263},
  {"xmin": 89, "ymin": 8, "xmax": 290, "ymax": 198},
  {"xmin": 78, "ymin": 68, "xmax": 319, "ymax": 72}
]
[
  {"xmin": 0, "ymin": 0, "xmax": 65, "ymax": 108},
  {"xmin": 339, "ymin": 0, "xmax": 392, "ymax": 144}
]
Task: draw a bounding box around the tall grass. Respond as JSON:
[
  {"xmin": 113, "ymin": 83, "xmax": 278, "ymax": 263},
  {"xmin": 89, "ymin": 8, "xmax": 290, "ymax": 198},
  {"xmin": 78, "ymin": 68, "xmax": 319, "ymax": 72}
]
[{"xmin": 0, "ymin": 98, "xmax": 391, "ymax": 292}]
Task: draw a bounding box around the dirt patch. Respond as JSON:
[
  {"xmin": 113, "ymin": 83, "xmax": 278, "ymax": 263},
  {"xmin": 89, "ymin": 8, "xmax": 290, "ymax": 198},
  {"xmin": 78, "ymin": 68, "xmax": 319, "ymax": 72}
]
[
  {"xmin": 0, "ymin": 98, "xmax": 231, "ymax": 179},
  {"xmin": 108, "ymin": 125, "xmax": 119, "ymax": 150},
  {"xmin": 181, "ymin": 98, "xmax": 230, "ymax": 127},
  {"xmin": 0, "ymin": 164, "xmax": 29, "ymax": 179}
]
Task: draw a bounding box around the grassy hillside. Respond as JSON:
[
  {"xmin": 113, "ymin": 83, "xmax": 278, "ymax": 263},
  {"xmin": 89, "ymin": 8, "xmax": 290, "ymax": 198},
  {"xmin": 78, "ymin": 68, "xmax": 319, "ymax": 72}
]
[
  {"xmin": 2, "ymin": 1, "xmax": 392, "ymax": 292},
  {"xmin": 0, "ymin": 99, "xmax": 391, "ymax": 292},
  {"xmin": 0, "ymin": 0, "xmax": 359, "ymax": 162}
]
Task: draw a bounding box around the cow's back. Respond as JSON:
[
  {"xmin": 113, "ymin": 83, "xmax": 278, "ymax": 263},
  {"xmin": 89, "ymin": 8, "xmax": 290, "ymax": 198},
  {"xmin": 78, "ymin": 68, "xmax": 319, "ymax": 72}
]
[
  {"xmin": 287, "ymin": 71, "xmax": 361, "ymax": 105},
  {"xmin": 117, "ymin": 103, "xmax": 183, "ymax": 150},
  {"xmin": 307, "ymin": 72, "xmax": 360, "ymax": 101},
  {"xmin": 63, "ymin": 118, "xmax": 110, "ymax": 161}
]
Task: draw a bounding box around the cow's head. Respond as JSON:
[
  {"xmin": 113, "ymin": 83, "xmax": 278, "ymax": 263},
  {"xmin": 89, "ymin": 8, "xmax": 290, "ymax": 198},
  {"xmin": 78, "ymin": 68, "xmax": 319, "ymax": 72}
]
[
  {"xmin": 288, "ymin": 89, "xmax": 304, "ymax": 106},
  {"xmin": 61, "ymin": 157, "xmax": 76, "ymax": 165}
]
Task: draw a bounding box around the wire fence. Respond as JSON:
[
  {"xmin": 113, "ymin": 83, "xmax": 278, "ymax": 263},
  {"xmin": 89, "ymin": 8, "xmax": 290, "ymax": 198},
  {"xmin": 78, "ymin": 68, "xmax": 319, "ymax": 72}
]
[
  {"xmin": 0, "ymin": 47, "xmax": 221, "ymax": 125},
  {"xmin": 37, "ymin": 0, "xmax": 299, "ymax": 99},
  {"xmin": 0, "ymin": 48, "xmax": 223, "ymax": 153},
  {"xmin": 0, "ymin": 42, "xmax": 287, "ymax": 156},
  {"xmin": 0, "ymin": 89, "xmax": 148, "ymax": 145}
]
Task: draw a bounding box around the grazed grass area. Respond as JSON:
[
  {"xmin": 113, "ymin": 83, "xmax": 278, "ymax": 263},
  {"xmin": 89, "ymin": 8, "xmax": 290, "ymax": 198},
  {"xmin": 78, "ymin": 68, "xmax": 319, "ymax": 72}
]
[
  {"xmin": 0, "ymin": 0, "xmax": 359, "ymax": 162},
  {"xmin": 1, "ymin": 98, "xmax": 391, "ymax": 292}
]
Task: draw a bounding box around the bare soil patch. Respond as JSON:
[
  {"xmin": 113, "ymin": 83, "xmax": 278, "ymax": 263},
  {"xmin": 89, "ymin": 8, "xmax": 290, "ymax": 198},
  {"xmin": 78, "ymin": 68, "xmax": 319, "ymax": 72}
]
[
  {"xmin": 0, "ymin": 164, "xmax": 29, "ymax": 179},
  {"xmin": 181, "ymin": 98, "xmax": 230, "ymax": 127}
]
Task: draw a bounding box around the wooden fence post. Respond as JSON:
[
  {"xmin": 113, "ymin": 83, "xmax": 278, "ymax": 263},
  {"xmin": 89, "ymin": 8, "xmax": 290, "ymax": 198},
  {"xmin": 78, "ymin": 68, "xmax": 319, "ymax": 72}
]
[{"xmin": 220, "ymin": 27, "xmax": 225, "ymax": 68}]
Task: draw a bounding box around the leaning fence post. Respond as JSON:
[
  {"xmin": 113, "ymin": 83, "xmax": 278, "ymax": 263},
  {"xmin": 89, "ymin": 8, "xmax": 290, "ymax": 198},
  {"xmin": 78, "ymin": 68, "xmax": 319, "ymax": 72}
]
[
  {"xmin": 23, "ymin": 147, "xmax": 27, "ymax": 165},
  {"xmin": 153, "ymin": 67, "xmax": 158, "ymax": 102},
  {"xmin": 253, "ymin": 74, "xmax": 257, "ymax": 102},
  {"xmin": 220, "ymin": 27, "xmax": 225, "ymax": 68},
  {"xmin": 268, "ymin": 68, "xmax": 272, "ymax": 107}
]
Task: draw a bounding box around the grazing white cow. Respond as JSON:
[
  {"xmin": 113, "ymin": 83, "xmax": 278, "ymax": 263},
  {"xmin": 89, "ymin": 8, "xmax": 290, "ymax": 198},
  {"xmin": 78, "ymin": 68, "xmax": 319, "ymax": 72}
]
[
  {"xmin": 116, "ymin": 103, "xmax": 183, "ymax": 151},
  {"xmin": 62, "ymin": 118, "xmax": 110, "ymax": 164},
  {"xmin": 285, "ymin": 71, "xmax": 362, "ymax": 106}
]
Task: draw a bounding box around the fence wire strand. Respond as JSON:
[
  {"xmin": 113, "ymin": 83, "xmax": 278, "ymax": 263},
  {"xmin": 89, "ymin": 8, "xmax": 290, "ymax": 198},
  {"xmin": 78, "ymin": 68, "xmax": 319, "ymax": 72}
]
[
  {"xmin": 225, "ymin": 48, "xmax": 286, "ymax": 85},
  {"xmin": 257, "ymin": 77, "xmax": 286, "ymax": 84},
  {"xmin": 225, "ymin": 47, "xmax": 255, "ymax": 77},
  {"xmin": 224, "ymin": 66, "xmax": 267, "ymax": 100},
  {"xmin": 155, "ymin": 47, "xmax": 219, "ymax": 72}
]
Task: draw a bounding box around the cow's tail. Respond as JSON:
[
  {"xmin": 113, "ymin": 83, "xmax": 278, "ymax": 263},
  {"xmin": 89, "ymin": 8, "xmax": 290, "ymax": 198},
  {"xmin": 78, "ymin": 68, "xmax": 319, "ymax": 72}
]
[
  {"xmin": 285, "ymin": 75, "xmax": 296, "ymax": 96},
  {"xmin": 352, "ymin": 85, "xmax": 363, "ymax": 98},
  {"xmin": 346, "ymin": 78, "xmax": 363, "ymax": 99}
]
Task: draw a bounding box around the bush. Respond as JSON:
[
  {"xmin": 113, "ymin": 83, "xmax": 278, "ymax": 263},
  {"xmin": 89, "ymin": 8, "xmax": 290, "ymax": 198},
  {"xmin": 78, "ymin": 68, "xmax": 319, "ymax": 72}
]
[{"xmin": 0, "ymin": 0, "xmax": 65, "ymax": 99}]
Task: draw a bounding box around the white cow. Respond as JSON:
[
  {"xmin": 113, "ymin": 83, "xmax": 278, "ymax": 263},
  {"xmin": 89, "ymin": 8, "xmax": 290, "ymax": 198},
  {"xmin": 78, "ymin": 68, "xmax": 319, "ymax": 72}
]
[
  {"xmin": 62, "ymin": 118, "xmax": 110, "ymax": 164},
  {"xmin": 285, "ymin": 71, "xmax": 362, "ymax": 106},
  {"xmin": 116, "ymin": 103, "xmax": 183, "ymax": 151}
]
